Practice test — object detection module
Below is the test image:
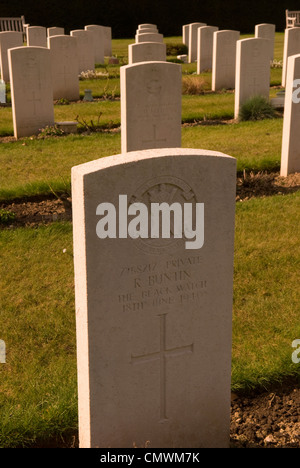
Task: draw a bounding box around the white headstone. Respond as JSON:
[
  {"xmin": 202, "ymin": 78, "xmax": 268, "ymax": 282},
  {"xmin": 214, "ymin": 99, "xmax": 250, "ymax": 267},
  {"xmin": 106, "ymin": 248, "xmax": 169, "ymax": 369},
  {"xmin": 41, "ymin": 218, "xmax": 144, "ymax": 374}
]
[
  {"xmin": 136, "ymin": 33, "xmax": 164, "ymax": 44},
  {"xmin": 281, "ymin": 53, "xmax": 300, "ymax": 176},
  {"xmin": 0, "ymin": 31, "xmax": 23, "ymax": 82},
  {"xmin": 72, "ymin": 146, "xmax": 236, "ymax": 448},
  {"xmin": 70, "ymin": 29, "xmax": 95, "ymax": 73},
  {"xmin": 282, "ymin": 27, "xmax": 300, "ymax": 87},
  {"xmin": 182, "ymin": 24, "xmax": 190, "ymax": 46},
  {"xmin": 48, "ymin": 35, "xmax": 80, "ymax": 101},
  {"xmin": 8, "ymin": 46, "xmax": 54, "ymax": 139},
  {"xmin": 85, "ymin": 25, "xmax": 105, "ymax": 65},
  {"xmin": 197, "ymin": 26, "xmax": 219, "ymax": 74},
  {"xmin": 212, "ymin": 30, "xmax": 240, "ymax": 91},
  {"xmin": 128, "ymin": 42, "xmax": 166, "ymax": 64},
  {"xmin": 138, "ymin": 24, "xmax": 158, "ymax": 30},
  {"xmin": 121, "ymin": 61, "xmax": 182, "ymax": 152},
  {"xmin": 0, "ymin": 80, "xmax": 5, "ymax": 103},
  {"xmin": 47, "ymin": 27, "xmax": 65, "ymax": 37},
  {"xmin": 234, "ymin": 38, "xmax": 270, "ymax": 119},
  {"xmin": 254, "ymin": 23, "xmax": 275, "ymax": 61},
  {"xmin": 26, "ymin": 26, "xmax": 47, "ymax": 48},
  {"xmin": 0, "ymin": 340, "xmax": 5, "ymax": 364},
  {"xmin": 102, "ymin": 26, "xmax": 112, "ymax": 56},
  {"xmin": 136, "ymin": 28, "xmax": 158, "ymax": 35},
  {"xmin": 188, "ymin": 22, "xmax": 206, "ymax": 63}
]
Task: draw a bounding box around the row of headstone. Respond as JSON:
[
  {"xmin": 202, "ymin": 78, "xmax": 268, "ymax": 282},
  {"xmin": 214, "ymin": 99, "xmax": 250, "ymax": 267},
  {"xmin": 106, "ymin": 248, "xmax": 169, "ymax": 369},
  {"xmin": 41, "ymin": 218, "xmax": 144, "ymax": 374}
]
[
  {"xmin": 72, "ymin": 52, "xmax": 236, "ymax": 447},
  {"xmin": 129, "ymin": 23, "xmax": 166, "ymax": 64}
]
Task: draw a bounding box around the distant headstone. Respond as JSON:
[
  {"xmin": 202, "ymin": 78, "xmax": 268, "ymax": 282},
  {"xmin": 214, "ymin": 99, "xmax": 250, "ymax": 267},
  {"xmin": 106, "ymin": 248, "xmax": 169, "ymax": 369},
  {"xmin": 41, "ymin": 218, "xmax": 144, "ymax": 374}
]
[
  {"xmin": 47, "ymin": 27, "xmax": 65, "ymax": 37},
  {"xmin": 72, "ymin": 146, "xmax": 236, "ymax": 448},
  {"xmin": 188, "ymin": 22, "xmax": 206, "ymax": 63},
  {"xmin": 197, "ymin": 26, "xmax": 219, "ymax": 74},
  {"xmin": 212, "ymin": 30, "xmax": 240, "ymax": 91},
  {"xmin": 128, "ymin": 42, "xmax": 166, "ymax": 64},
  {"xmin": 0, "ymin": 340, "xmax": 5, "ymax": 364},
  {"xmin": 0, "ymin": 31, "xmax": 23, "ymax": 82},
  {"xmin": 85, "ymin": 25, "xmax": 105, "ymax": 64},
  {"xmin": 182, "ymin": 24, "xmax": 190, "ymax": 46},
  {"xmin": 136, "ymin": 33, "xmax": 164, "ymax": 44},
  {"xmin": 121, "ymin": 61, "xmax": 181, "ymax": 152},
  {"xmin": 70, "ymin": 29, "xmax": 95, "ymax": 73},
  {"xmin": 0, "ymin": 80, "xmax": 5, "ymax": 103},
  {"xmin": 102, "ymin": 26, "xmax": 112, "ymax": 56},
  {"xmin": 26, "ymin": 26, "xmax": 47, "ymax": 47},
  {"xmin": 136, "ymin": 28, "xmax": 158, "ymax": 35},
  {"xmin": 254, "ymin": 23, "xmax": 275, "ymax": 61},
  {"xmin": 281, "ymin": 54, "xmax": 300, "ymax": 176},
  {"xmin": 138, "ymin": 24, "xmax": 158, "ymax": 30},
  {"xmin": 234, "ymin": 38, "xmax": 270, "ymax": 120},
  {"xmin": 282, "ymin": 27, "xmax": 300, "ymax": 87},
  {"xmin": 8, "ymin": 46, "xmax": 54, "ymax": 138},
  {"xmin": 48, "ymin": 35, "xmax": 80, "ymax": 101}
]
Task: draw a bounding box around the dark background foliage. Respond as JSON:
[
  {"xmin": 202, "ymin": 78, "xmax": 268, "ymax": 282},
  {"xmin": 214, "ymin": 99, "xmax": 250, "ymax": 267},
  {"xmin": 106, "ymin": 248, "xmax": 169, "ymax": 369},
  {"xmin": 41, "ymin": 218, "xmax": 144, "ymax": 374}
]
[{"xmin": 0, "ymin": 0, "xmax": 298, "ymax": 37}]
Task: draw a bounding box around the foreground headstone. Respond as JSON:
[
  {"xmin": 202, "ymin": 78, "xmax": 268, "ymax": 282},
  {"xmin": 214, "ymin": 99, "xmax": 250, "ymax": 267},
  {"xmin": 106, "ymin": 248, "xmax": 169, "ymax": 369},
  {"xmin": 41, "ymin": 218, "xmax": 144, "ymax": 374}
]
[
  {"xmin": 121, "ymin": 61, "xmax": 181, "ymax": 152},
  {"xmin": 282, "ymin": 27, "xmax": 300, "ymax": 87},
  {"xmin": 212, "ymin": 30, "xmax": 240, "ymax": 91},
  {"xmin": 0, "ymin": 31, "xmax": 23, "ymax": 82},
  {"xmin": 254, "ymin": 23, "xmax": 275, "ymax": 61},
  {"xmin": 188, "ymin": 22, "xmax": 206, "ymax": 63},
  {"xmin": 72, "ymin": 146, "xmax": 236, "ymax": 448},
  {"xmin": 85, "ymin": 25, "xmax": 105, "ymax": 64},
  {"xmin": 128, "ymin": 42, "xmax": 166, "ymax": 64},
  {"xmin": 47, "ymin": 27, "xmax": 65, "ymax": 37},
  {"xmin": 48, "ymin": 35, "xmax": 80, "ymax": 101},
  {"xmin": 8, "ymin": 46, "xmax": 54, "ymax": 138},
  {"xmin": 234, "ymin": 38, "xmax": 270, "ymax": 119},
  {"xmin": 197, "ymin": 26, "xmax": 219, "ymax": 74},
  {"xmin": 136, "ymin": 33, "xmax": 164, "ymax": 43},
  {"xmin": 70, "ymin": 29, "xmax": 95, "ymax": 73},
  {"xmin": 281, "ymin": 54, "xmax": 300, "ymax": 176},
  {"xmin": 26, "ymin": 26, "xmax": 47, "ymax": 47}
]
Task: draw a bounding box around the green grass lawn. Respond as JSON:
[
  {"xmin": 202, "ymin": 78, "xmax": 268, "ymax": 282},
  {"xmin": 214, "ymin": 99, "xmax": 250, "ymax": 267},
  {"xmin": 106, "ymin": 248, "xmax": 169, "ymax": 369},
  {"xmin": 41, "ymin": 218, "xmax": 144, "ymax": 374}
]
[
  {"xmin": 0, "ymin": 32, "xmax": 298, "ymax": 448},
  {"xmin": 0, "ymin": 191, "xmax": 299, "ymax": 447}
]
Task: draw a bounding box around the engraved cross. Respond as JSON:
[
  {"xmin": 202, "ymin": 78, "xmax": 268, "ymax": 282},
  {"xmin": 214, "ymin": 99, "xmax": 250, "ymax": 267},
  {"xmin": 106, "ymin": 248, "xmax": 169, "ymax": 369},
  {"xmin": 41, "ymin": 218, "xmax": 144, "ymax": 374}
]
[
  {"xmin": 28, "ymin": 91, "xmax": 42, "ymax": 115},
  {"xmin": 142, "ymin": 124, "xmax": 167, "ymax": 149},
  {"xmin": 131, "ymin": 313, "xmax": 193, "ymax": 422}
]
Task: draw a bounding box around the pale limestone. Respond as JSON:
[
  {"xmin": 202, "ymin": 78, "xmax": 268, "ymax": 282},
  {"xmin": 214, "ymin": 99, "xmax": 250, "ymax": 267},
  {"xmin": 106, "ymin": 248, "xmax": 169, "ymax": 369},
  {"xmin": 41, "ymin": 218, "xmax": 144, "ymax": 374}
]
[
  {"xmin": 136, "ymin": 33, "xmax": 164, "ymax": 44},
  {"xmin": 197, "ymin": 26, "xmax": 219, "ymax": 74},
  {"xmin": 234, "ymin": 38, "xmax": 270, "ymax": 119},
  {"xmin": 26, "ymin": 26, "xmax": 47, "ymax": 47},
  {"xmin": 0, "ymin": 31, "xmax": 23, "ymax": 82},
  {"xmin": 121, "ymin": 61, "xmax": 181, "ymax": 152},
  {"xmin": 136, "ymin": 28, "xmax": 158, "ymax": 35},
  {"xmin": 281, "ymin": 54, "xmax": 300, "ymax": 175},
  {"xmin": 85, "ymin": 25, "xmax": 104, "ymax": 64},
  {"xmin": 8, "ymin": 46, "xmax": 54, "ymax": 138},
  {"xmin": 188, "ymin": 22, "xmax": 206, "ymax": 63},
  {"xmin": 47, "ymin": 27, "xmax": 65, "ymax": 37},
  {"xmin": 128, "ymin": 42, "xmax": 166, "ymax": 64},
  {"xmin": 182, "ymin": 24, "xmax": 190, "ymax": 46},
  {"xmin": 72, "ymin": 146, "xmax": 236, "ymax": 448},
  {"xmin": 138, "ymin": 24, "xmax": 158, "ymax": 30},
  {"xmin": 254, "ymin": 23, "xmax": 275, "ymax": 60},
  {"xmin": 70, "ymin": 29, "xmax": 95, "ymax": 73},
  {"xmin": 212, "ymin": 30, "xmax": 240, "ymax": 91},
  {"xmin": 47, "ymin": 35, "xmax": 80, "ymax": 101},
  {"xmin": 282, "ymin": 27, "xmax": 300, "ymax": 87},
  {"xmin": 102, "ymin": 26, "xmax": 112, "ymax": 56}
]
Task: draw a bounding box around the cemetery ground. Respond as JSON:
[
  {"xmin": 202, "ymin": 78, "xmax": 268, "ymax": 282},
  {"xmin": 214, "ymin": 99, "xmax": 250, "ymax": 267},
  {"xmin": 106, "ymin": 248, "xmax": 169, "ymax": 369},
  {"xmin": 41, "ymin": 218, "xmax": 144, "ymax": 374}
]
[{"xmin": 0, "ymin": 33, "xmax": 299, "ymax": 448}]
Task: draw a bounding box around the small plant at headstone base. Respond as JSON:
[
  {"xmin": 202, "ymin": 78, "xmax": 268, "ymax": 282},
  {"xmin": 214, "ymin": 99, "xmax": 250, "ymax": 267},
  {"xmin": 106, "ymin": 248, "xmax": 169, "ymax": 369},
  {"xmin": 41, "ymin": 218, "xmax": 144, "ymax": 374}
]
[
  {"xmin": 166, "ymin": 43, "xmax": 188, "ymax": 56},
  {"xmin": 239, "ymin": 96, "xmax": 276, "ymax": 121},
  {"xmin": 182, "ymin": 75, "xmax": 206, "ymax": 95},
  {"xmin": 38, "ymin": 125, "xmax": 65, "ymax": 138},
  {"xmin": 55, "ymin": 98, "xmax": 70, "ymax": 105},
  {"xmin": 0, "ymin": 209, "xmax": 16, "ymax": 225},
  {"xmin": 75, "ymin": 113, "xmax": 103, "ymax": 132}
]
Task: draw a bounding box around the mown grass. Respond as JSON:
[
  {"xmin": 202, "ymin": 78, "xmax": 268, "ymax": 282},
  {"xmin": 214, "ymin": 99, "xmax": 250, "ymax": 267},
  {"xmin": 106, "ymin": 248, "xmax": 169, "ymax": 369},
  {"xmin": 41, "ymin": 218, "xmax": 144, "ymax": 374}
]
[{"xmin": 0, "ymin": 191, "xmax": 299, "ymax": 447}]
